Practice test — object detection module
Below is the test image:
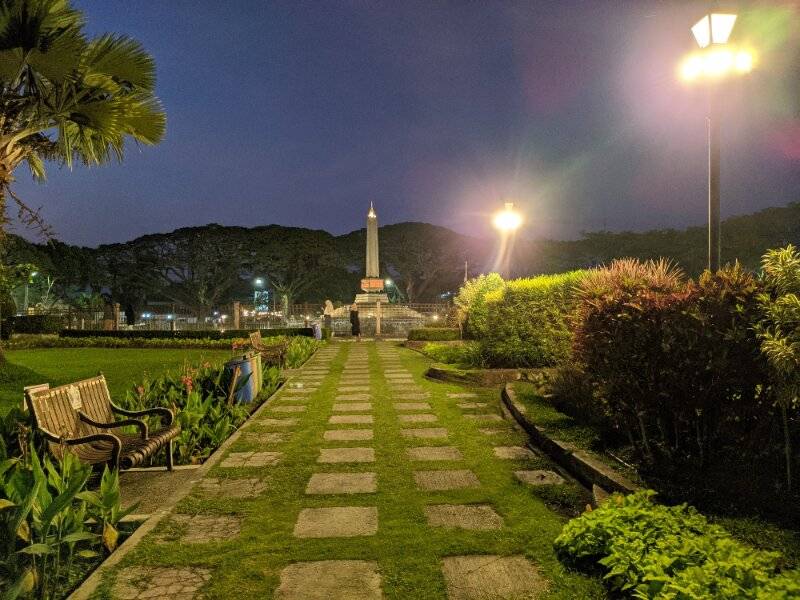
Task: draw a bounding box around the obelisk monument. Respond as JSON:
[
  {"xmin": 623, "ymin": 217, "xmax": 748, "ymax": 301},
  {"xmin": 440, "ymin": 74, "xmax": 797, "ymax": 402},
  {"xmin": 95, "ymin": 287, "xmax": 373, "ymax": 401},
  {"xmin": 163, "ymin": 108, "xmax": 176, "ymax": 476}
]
[{"xmin": 357, "ymin": 202, "xmax": 388, "ymax": 303}]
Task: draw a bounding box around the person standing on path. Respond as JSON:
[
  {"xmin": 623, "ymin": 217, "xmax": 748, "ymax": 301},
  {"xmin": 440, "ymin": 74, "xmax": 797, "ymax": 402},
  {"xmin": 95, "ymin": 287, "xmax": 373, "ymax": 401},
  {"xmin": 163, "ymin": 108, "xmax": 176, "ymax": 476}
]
[
  {"xmin": 323, "ymin": 299, "xmax": 334, "ymax": 332},
  {"xmin": 349, "ymin": 302, "xmax": 361, "ymax": 340}
]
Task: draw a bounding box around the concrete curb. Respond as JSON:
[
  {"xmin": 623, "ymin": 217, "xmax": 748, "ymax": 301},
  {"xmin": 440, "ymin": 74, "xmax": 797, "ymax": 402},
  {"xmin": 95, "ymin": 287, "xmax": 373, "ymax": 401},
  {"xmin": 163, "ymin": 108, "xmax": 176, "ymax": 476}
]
[
  {"xmin": 501, "ymin": 383, "xmax": 639, "ymax": 496},
  {"xmin": 67, "ymin": 350, "xmax": 321, "ymax": 600}
]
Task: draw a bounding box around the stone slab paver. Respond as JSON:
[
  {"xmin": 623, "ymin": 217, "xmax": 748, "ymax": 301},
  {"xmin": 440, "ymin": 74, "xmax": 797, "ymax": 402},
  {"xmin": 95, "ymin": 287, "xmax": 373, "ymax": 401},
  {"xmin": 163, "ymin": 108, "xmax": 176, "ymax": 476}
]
[
  {"xmin": 324, "ymin": 429, "xmax": 374, "ymax": 441},
  {"xmin": 113, "ymin": 566, "xmax": 211, "ymax": 600},
  {"xmin": 220, "ymin": 451, "xmax": 282, "ymax": 468},
  {"xmin": 398, "ymin": 414, "xmax": 437, "ymax": 423},
  {"xmin": 407, "ymin": 446, "xmax": 463, "ymax": 461},
  {"xmin": 318, "ymin": 447, "xmax": 375, "ymax": 463},
  {"xmin": 414, "ymin": 470, "xmax": 480, "ymax": 491},
  {"xmin": 478, "ymin": 428, "xmax": 511, "ymax": 436},
  {"xmin": 392, "ymin": 392, "xmax": 429, "ymax": 400},
  {"xmin": 401, "ymin": 428, "xmax": 448, "ymax": 439},
  {"xmin": 271, "ymin": 405, "xmax": 307, "ymax": 413},
  {"xmin": 276, "ymin": 397, "xmax": 309, "ymax": 404},
  {"xmin": 333, "ymin": 402, "xmax": 372, "ymax": 412},
  {"xmin": 294, "ymin": 506, "xmax": 378, "ymax": 538},
  {"xmin": 457, "ymin": 402, "xmax": 487, "ymax": 409},
  {"xmin": 338, "ymin": 386, "xmax": 370, "ymax": 393},
  {"xmin": 425, "ymin": 504, "xmax": 503, "ymax": 530},
  {"xmin": 197, "ymin": 477, "xmax": 266, "ymax": 498},
  {"xmin": 394, "ymin": 402, "xmax": 431, "ymax": 411},
  {"xmin": 171, "ymin": 514, "xmax": 242, "ymax": 543},
  {"xmin": 447, "ymin": 393, "xmax": 478, "ymax": 399},
  {"xmin": 464, "ymin": 414, "xmax": 503, "ymax": 423},
  {"xmin": 336, "ymin": 393, "xmax": 371, "ymax": 401},
  {"xmin": 259, "ymin": 418, "xmax": 299, "ymax": 427},
  {"xmin": 494, "ymin": 446, "xmax": 536, "ymax": 460},
  {"xmin": 275, "ymin": 560, "xmax": 382, "ymax": 600},
  {"xmin": 514, "ymin": 470, "xmax": 566, "ymax": 486},
  {"xmin": 329, "ymin": 414, "xmax": 374, "ymax": 425},
  {"xmin": 441, "ymin": 555, "xmax": 547, "ymax": 600},
  {"xmin": 306, "ymin": 472, "xmax": 377, "ymax": 494}
]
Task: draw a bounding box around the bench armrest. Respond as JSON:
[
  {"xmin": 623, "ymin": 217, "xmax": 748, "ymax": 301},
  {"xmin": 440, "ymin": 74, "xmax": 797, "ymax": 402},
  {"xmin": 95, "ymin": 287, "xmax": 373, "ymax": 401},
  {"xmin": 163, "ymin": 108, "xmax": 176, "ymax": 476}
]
[
  {"xmin": 37, "ymin": 426, "xmax": 122, "ymax": 451},
  {"xmin": 110, "ymin": 403, "xmax": 174, "ymax": 427},
  {"xmin": 78, "ymin": 412, "xmax": 148, "ymax": 439}
]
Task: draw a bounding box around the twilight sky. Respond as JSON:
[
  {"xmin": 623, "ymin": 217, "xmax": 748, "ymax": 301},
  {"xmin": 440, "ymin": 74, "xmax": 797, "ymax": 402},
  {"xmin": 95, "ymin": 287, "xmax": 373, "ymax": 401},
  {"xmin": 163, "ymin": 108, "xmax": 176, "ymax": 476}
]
[{"xmin": 12, "ymin": 1, "xmax": 800, "ymax": 247}]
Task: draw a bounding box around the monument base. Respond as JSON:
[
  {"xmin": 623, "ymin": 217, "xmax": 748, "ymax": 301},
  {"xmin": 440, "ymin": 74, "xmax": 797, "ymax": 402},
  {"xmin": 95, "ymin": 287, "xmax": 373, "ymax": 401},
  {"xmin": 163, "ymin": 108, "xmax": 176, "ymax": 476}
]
[{"xmin": 355, "ymin": 293, "xmax": 389, "ymax": 304}]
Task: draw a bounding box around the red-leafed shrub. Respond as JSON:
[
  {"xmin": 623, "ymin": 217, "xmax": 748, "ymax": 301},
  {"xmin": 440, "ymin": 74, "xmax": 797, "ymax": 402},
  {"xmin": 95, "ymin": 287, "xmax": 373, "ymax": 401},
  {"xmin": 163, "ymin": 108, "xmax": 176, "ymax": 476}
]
[{"xmin": 573, "ymin": 260, "xmax": 770, "ymax": 468}]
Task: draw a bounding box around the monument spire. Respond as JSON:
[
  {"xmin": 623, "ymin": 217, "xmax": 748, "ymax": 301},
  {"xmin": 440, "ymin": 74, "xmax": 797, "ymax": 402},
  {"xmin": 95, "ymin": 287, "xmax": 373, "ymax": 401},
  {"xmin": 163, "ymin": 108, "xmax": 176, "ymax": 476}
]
[{"xmin": 365, "ymin": 202, "xmax": 379, "ymax": 278}]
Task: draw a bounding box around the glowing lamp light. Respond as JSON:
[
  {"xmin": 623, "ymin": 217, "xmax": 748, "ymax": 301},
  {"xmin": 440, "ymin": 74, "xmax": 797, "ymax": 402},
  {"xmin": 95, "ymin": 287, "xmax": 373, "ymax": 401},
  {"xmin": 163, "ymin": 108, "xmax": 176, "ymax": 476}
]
[
  {"xmin": 691, "ymin": 13, "xmax": 737, "ymax": 49},
  {"xmin": 679, "ymin": 48, "xmax": 755, "ymax": 82},
  {"xmin": 385, "ymin": 278, "xmax": 393, "ymax": 286},
  {"xmin": 254, "ymin": 277, "xmax": 265, "ymax": 288},
  {"xmin": 492, "ymin": 202, "xmax": 522, "ymax": 232}
]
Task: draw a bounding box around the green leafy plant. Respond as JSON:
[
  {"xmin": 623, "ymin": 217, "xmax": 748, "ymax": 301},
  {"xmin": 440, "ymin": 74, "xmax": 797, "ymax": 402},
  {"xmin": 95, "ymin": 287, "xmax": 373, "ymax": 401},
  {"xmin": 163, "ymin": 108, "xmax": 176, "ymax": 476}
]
[
  {"xmin": 0, "ymin": 445, "xmax": 126, "ymax": 600},
  {"xmin": 555, "ymin": 490, "xmax": 800, "ymax": 599},
  {"xmin": 757, "ymin": 245, "xmax": 800, "ymax": 491},
  {"xmin": 454, "ymin": 273, "xmax": 505, "ymax": 339},
  {"xmin": 420, "ymin": 341, "xmax": 485, "ymax": 368},
  {"xmin": 77, "ymin": 467, "xmax": 137, "ymax": 553},
  {"xmin": 284, "ymin": 336, "xmax": 322, "ymax": 368}
]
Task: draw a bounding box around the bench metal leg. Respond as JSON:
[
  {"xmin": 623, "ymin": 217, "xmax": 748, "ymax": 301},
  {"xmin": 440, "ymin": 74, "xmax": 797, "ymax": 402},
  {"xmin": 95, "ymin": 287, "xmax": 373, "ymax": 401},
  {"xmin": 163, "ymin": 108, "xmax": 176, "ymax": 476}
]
[{"xmin": 166, "ymin": 439, "xmax": 174, "ymax": 471}]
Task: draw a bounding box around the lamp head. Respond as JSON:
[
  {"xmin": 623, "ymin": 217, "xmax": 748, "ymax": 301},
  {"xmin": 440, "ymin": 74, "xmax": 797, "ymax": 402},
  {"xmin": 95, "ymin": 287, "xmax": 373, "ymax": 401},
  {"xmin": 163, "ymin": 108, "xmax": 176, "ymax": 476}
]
[
  {"xmin": 691, "ymin": 13, "xmax": 737, "ymax": 48},
  {"xmin": 492, "ymin": 202, "xmax": 523, "ymax": 232}
]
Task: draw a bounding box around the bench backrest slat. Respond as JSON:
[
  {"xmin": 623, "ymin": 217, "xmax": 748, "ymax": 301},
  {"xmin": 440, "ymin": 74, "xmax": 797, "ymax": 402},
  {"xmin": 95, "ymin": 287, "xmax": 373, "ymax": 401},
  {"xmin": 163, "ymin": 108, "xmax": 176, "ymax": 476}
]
[
  {"xmin": 26, "ymin": 385, "xmax": 85, "ymax": 460},
  {"xmin": 77, "ymin": 376, "xmax": 114, "ymax": 434}
]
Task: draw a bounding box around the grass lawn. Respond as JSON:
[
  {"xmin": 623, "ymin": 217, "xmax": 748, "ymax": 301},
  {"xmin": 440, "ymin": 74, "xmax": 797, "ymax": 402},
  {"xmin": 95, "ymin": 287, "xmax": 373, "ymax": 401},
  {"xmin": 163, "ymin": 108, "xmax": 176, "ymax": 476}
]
[
  {"xmin": 0, "ymin": 347, "xmax": 232, "ymax": 415},
  {"xmin": 94, "ymin": 342, "xmax": 605, "ymax": 599}
]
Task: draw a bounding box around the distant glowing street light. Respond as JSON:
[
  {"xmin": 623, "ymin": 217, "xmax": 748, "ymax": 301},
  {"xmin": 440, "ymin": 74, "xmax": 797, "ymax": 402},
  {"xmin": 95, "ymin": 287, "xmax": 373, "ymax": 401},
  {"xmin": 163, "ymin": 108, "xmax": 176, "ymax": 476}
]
[
  {"xmin": 678, "ymin": 12, "xmax": 753, "ymax": 272},
  {"xmin": 253, "ymin": 277, "xmax": 265, "ymax": 288},
  {"xmin": 385, "ymin": 278, "xmax": 393, "ymax": 286},
  {"xmin": 492, "ymin": 202, "xmax": 522, "ymax": 232}
]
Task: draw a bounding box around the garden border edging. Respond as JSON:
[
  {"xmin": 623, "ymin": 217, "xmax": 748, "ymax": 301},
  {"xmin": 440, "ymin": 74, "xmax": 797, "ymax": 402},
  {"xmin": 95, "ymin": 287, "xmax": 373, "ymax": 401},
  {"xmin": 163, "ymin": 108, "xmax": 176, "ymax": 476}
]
[{"xmin": 501, "ymin": 383, "xmax": 639, "ymax": 496}]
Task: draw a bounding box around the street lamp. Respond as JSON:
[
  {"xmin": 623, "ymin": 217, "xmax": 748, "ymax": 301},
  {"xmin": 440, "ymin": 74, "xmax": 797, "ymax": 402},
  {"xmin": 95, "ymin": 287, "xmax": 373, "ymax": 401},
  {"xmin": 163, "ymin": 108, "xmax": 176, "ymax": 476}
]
[
  {"xmin": 679, "ymin": 12, "xmax": 754, "ymax": 272},
  {"xmin": 492, "ymin": 202, "xmax": 522, "ymax": 278},
  {"xmin": 492, "ymin": 202, "xmax": 522, "ymax": 233},
  {"xmin": 23, "ymin": 271, "xmax": 38, "ymax": 313},
  {"xmin": 253, "ymin": 277, "xmax": 265, "ymax": 288}
]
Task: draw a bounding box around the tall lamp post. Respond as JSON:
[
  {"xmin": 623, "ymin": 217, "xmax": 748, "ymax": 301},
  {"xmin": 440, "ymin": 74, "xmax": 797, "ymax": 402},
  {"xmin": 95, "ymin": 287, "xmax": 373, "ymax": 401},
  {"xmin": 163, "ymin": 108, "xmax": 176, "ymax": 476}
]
[
  {"xmin": 492, "ymin": 202, "xmax": 523, "ymax": 278},
  {"xmin": 680, "ymin": 12, "xmax": 753, "ymax": 272}
]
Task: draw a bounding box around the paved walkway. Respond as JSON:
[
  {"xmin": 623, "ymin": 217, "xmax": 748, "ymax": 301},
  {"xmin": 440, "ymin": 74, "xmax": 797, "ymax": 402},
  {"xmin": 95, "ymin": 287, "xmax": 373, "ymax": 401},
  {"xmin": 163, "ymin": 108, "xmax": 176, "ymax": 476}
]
[{"xmin": 100, "ymin": 342, "xmax": 602, "ymax": 599}]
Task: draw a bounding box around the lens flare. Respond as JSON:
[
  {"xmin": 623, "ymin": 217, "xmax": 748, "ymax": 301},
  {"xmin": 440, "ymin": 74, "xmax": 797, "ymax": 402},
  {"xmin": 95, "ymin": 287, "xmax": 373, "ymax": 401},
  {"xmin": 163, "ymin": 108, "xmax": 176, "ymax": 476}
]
[{"xmin": 679, "ymin": 47, "xmax": 755, "ymax": 82}]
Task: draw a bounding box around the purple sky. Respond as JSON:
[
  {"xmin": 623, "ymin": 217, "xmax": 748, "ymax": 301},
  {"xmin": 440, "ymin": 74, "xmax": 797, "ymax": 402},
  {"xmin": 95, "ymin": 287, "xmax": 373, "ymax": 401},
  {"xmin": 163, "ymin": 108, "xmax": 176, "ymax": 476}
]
[{"xmin": 11, "ymin": 1, "xmax": 800, "ymax": 246}]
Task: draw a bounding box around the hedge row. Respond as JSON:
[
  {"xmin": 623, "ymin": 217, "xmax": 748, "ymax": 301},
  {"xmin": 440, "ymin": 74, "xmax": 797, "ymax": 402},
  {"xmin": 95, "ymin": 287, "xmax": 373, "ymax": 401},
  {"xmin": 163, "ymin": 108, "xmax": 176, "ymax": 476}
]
[
  {"xmin": 59, "ymin": 327, "xmax": 313, "ymax": 340},
  {"xmin": 481, "ymin": 271, "xmax": 586, "ymax": 367},
  {"xmin": 407, "ymin": 328, "xmax": 460, "ymax": 341}
]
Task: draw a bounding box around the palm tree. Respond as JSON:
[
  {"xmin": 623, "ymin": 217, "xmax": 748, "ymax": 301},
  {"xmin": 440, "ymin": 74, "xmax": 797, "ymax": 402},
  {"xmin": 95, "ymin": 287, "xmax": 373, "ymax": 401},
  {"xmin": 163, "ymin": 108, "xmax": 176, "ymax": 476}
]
[{"xmin": 0, "ymin": 0, "xmax": 166, "ymax": 235}]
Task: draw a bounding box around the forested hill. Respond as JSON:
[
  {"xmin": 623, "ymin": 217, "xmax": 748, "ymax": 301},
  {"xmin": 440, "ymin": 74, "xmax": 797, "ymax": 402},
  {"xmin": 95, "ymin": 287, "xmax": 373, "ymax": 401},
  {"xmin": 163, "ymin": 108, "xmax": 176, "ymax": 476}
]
[{"xmin": 3, "ymin": 203, "xmax": 798, "ymax": 316}]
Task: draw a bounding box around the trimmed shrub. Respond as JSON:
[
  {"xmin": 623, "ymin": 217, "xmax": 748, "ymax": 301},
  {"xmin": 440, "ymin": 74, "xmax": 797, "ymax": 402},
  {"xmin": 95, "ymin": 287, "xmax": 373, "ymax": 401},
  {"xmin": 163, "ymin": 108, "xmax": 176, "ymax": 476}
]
[
  {"xmin": 573, "ymin": 260, "xmax": 770, "ymax": 467},
  {"xmin": 407, "ymin": 328, "xmax": 460, "ymax": 341},
  {"xmin": 454, "ymin": 273, "xmax": 504, "ymax": 339},
  {"xmin": 6, "ymin": 314, "xmax": 65, "ymax": 335},
  {"xmin": 59, "ymin": 327, "xmax": 313, "ymax": 339},
  {"xmin": 480, "ymin": 271, "xmax": 587, "ymax": 368},
  {"xmin": 555, "ymin": 490, "xmax": 800, "ymax": 598},
  {"xmin": 421, "ymin": 341, "xmax": 485, "ymax": 368}
]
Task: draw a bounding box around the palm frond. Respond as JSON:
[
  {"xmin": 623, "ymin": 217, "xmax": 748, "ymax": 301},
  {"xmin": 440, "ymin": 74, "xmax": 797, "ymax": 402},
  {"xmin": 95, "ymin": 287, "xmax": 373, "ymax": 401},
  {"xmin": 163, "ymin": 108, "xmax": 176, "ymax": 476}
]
[{"xmin": 82, "ymin": 34, "xmax": 155, "ymax": 91}]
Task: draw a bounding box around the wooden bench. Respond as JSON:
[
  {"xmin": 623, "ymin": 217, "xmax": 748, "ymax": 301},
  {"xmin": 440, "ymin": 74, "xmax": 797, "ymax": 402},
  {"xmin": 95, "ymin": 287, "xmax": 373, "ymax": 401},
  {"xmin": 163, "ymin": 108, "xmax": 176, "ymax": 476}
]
[
  {"xmin": 25, "ymin": 375, "xmax": 179, "ymax": 471},
  {"xmin": 249, "ymin": 330, "xmax": 289, "ymax": 367}
]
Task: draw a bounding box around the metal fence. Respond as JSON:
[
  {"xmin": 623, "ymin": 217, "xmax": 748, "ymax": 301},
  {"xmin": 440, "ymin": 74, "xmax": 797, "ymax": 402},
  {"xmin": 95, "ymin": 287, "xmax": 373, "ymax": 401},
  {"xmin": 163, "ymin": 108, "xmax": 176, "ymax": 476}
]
[{"xmin": 22, "ymin": 301, "xmax": 452, "ymax": 334}]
